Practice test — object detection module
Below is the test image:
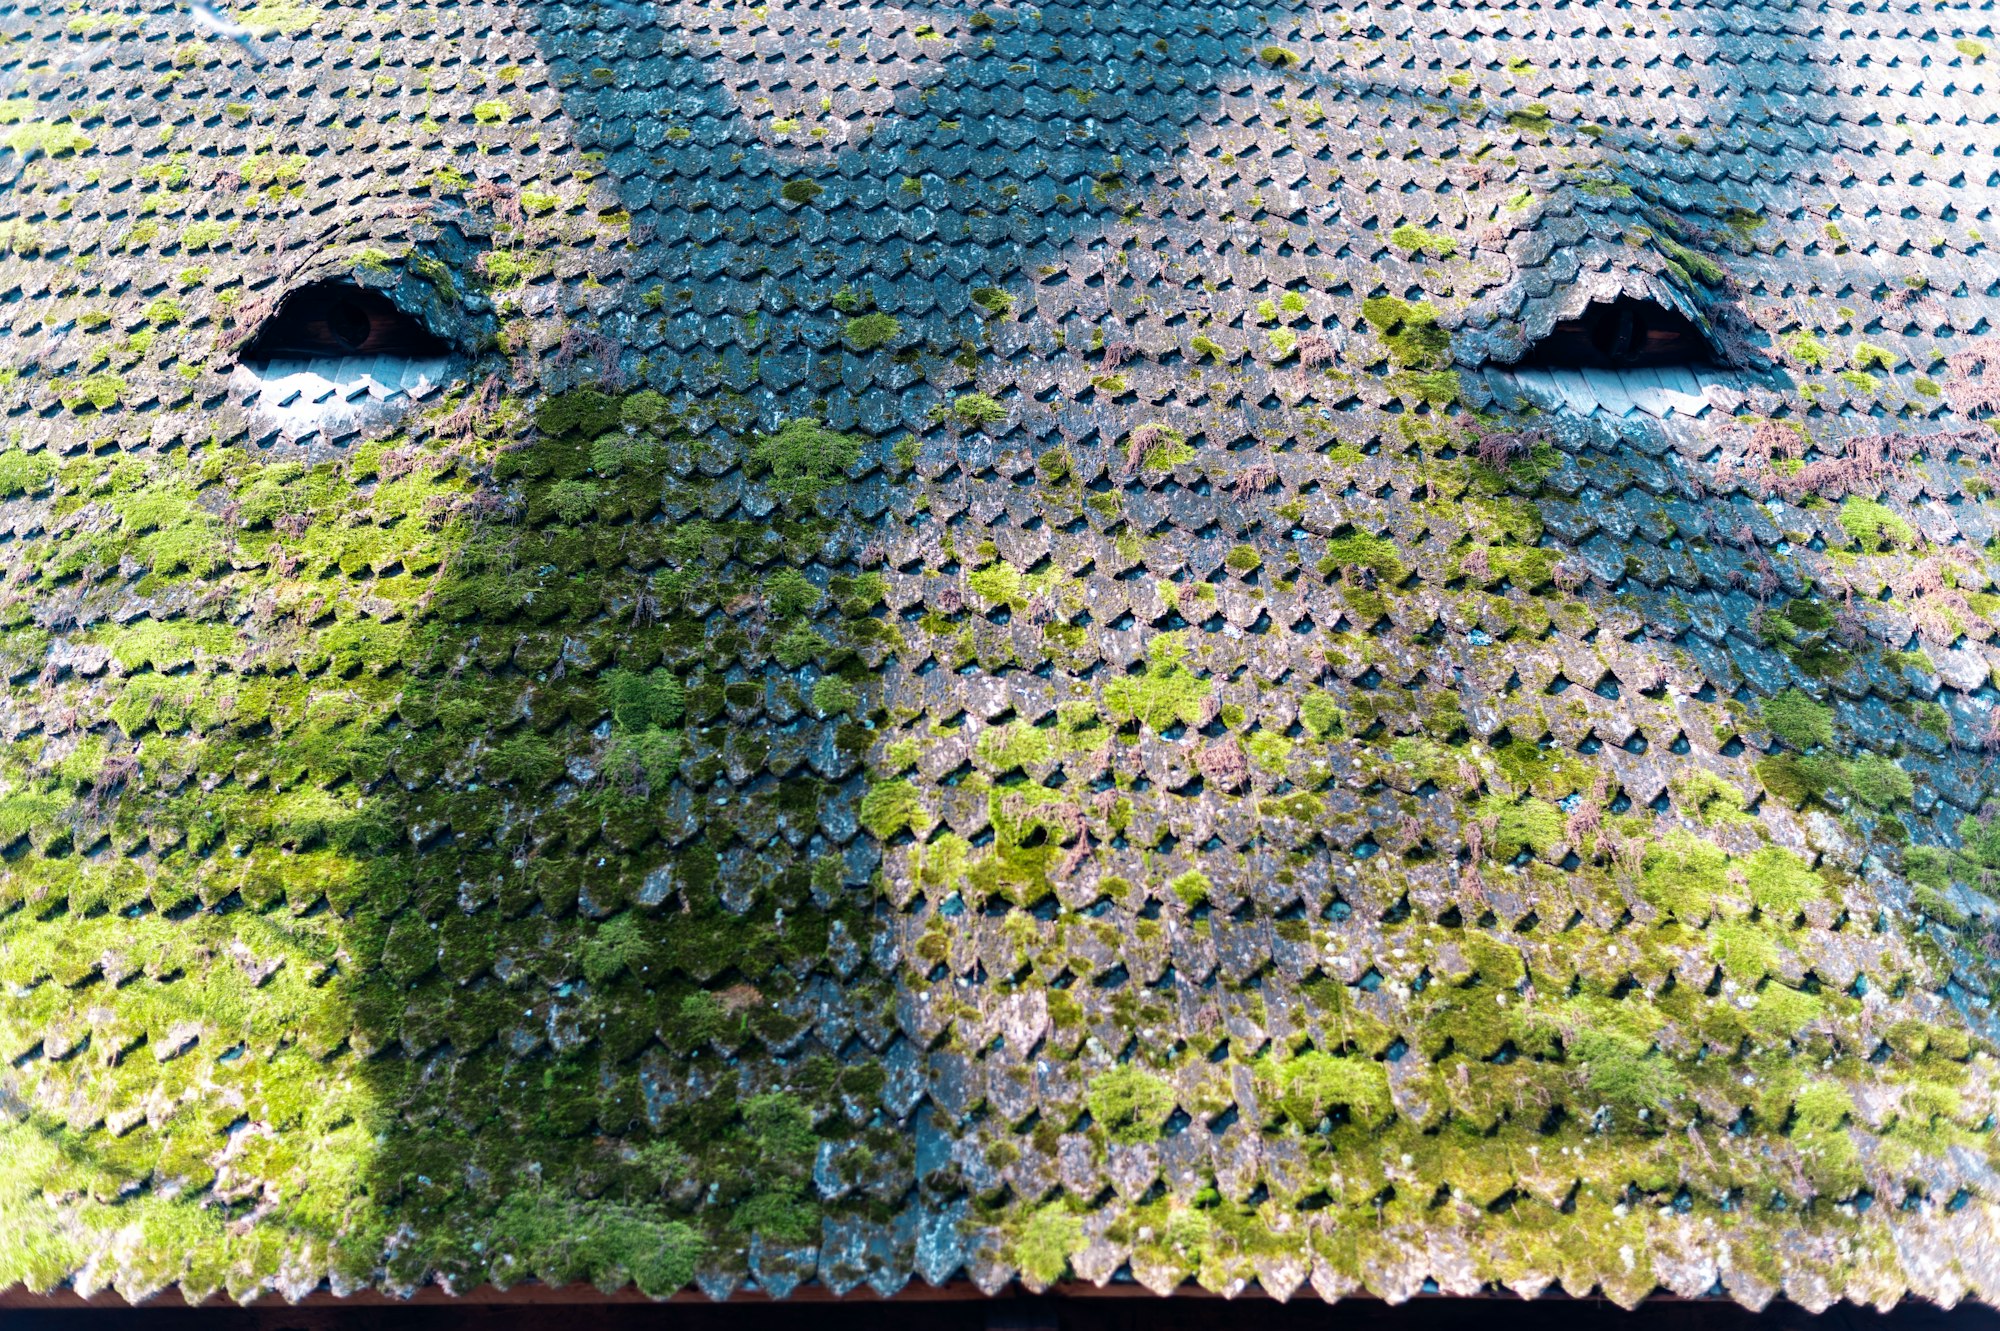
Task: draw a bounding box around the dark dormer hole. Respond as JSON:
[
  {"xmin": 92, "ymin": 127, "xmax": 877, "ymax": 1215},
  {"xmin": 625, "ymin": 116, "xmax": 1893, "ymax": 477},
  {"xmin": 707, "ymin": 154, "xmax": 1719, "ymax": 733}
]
[
  {"xmin": 1521, "ymin": 296, "xmax": 1716, "ymax": 370},
  {"xmin": 241, "ymin": 281, "xmax": 450, "ymax": 363}
]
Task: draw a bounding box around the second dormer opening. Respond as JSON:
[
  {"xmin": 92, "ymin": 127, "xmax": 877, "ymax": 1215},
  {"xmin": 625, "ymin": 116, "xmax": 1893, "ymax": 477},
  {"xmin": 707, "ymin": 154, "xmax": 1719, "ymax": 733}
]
[
  {"xmin": 238, "ymin": 281, "xmax": 451, "ymax": 364},
  {"xmin": 1520, "ymin": 296, "xmax": 1717, "ymax": 371}
]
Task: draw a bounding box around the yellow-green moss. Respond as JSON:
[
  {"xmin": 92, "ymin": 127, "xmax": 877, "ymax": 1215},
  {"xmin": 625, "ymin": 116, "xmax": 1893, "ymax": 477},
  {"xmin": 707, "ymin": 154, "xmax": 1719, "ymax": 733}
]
[
  {"xmin": 842, "ymin": 312, "xmax": 902, "ymax": 350},
  {"xmin": 1638, "ymin": 829, "xmax": 1727, "ymax": 921},
  {"xmin": 1104, "ymin": 632, "xmax": 1211, "ymax": 730},
  {"xmin": 1838, "ymin": 496, "xmax": 1916, "ymax": 550},
  {"xmin": 1086, "ymin": 1065, "xmax": 1175, "ymax": 1144},
  {"xmin": 749, "ymin": 418, "xmax": 865, "ymax": 503}
]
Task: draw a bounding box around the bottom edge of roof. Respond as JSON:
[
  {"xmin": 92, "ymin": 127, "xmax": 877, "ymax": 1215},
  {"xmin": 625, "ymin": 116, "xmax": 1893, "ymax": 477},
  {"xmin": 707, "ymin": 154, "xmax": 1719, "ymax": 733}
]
[{"xmin": 0, "ymin": 1278, "xmax": 1985, "ymax": 1313}]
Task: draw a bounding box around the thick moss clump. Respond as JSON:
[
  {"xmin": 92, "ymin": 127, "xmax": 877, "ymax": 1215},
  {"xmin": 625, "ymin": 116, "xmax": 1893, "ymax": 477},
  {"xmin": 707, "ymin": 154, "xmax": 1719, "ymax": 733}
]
[
  {"xmin": 1012, "ymin": 1202, "xmax": 1084, "ymax": 1286},
  {"xmin": 535, "ymin": 387, "xmax": 622, "ymax": 437},
  {"xmin": 1086, "ymin": 1065, "xmax": 1175, "ymax": 1144},
  {"xmin": 603, "ymin": 667, "xmax": 686, "ymax": 729},
  {"xmin": 1360, "ymin": 294, "xmax": 1450, "ymax": 369},
  {"xmin": 1267, "ymin": 1052, "xmax": 1392, "ymax": 1129},
  {"xmin": 749, "ymin": 418, "xmax": 865, "ymax": 503},
  {"xmin": 1638, "ymin": 829, "xmax": 1727, "ymax": 921},
  {"xmin": 1104, "ymin": 632, "xmax": 1211, "ymax": 730},
  {"xmin": 859, "ymin": 778, "xmax": 929, "ymax": 839},
  {"xmin": 1743, "ymin": 845, "xmax": 1824, "ymax": 921},
  {"xmin": 841, "ymin": 312, "xmax": 902, "ymax": 350},
  {"xmin": 1764, "ymin": 687, "xmax": 1833, "ymax": 750},
  {"xmin": 1478, "ymin": 794, "xmax": 1564, "ymax": 860},
  {"xmin": 1300, "ymin": 689, "xmax": 1346, "ymax": 738}
]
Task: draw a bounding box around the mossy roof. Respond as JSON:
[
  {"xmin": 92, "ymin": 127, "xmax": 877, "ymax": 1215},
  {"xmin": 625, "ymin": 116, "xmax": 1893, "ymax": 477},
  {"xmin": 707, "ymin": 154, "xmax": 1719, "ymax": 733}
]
[{"xmin": 0, "ymin": 0, "xmax": 1998, "ymax": 1312}]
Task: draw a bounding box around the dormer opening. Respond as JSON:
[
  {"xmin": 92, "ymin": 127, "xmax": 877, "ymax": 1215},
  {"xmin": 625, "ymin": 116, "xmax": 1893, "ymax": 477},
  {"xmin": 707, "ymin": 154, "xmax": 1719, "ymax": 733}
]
[
  {"xmin": 239, "ymin": 281, "xmax": 451, "ymax": 364},
  {"xmin": 230, "ymin": 278, "xmax": 461, "ymax": 446},
  {"xmin": 1520, "ymin": 296, "xmax": 1716, "ymax": 371}
]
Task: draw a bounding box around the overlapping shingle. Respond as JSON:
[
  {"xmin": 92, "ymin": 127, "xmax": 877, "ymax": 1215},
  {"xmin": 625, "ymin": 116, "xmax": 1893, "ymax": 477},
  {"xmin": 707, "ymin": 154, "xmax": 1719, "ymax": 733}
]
[{"xmin": 0, "ymin": 0, "xmax": 1996, "ymax": 1310}]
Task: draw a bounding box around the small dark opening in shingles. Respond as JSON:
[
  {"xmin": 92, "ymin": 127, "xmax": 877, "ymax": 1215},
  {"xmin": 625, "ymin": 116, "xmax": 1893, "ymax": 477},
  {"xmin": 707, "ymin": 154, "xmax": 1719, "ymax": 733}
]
[
  {"xmin": 241, "ymin": 281, "xmax": 450, "ymax": 363},
  {"xmin": 1521, "ymin": 295, "xmax": 1717, "ymax": 370}
]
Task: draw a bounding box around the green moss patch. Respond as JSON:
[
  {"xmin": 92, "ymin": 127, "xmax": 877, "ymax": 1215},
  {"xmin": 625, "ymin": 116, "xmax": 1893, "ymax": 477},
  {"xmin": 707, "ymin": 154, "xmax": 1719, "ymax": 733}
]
[
  {"xmin": 1763, "ymin": 687, "xmax": 1833, "ymax": 750},
  {"xmin": 1086, "ymin": 1065, "xmax": 1175, "ymax": 1144},
  {"xmin": 1388, "ymin": 224, "xmax": 1457, "ymax": 259},
  {"xmin": 1638, "ymin": 829, "xmax": 1727, "ymax": 922},
  {"xmin": 842, "ymin": 312, "xmax": 902, "ymax": 350},
  {"xmin": 1104, "ymin": 632, "xmax": 1212, "ymax": 730},
  {"xmin": 1838, "ymin": 497, "xmax": 1916, "ymax": 550},
  {"xmin": 1265, "ymin": 1051, "xmax": 1391, "ymax": 1129},
  {"xmin": 749, "ymin": 418, "xmax": 865, "ymax": 503},
  {"xmin": 1360, "ymin": 295, "xmax": 1450, "ymax": 370},
  {"xmin": 860, "ymin": 778, "xmax": 929, "ymax": 839}
]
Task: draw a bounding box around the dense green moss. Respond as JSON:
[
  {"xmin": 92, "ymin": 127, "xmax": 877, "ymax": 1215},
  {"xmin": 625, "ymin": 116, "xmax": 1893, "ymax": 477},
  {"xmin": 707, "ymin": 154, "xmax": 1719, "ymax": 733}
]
[
  {"xmin": 841, "ymin": 312, "xmax": 902, "ymax": 350},
  {"xmin": 967, "ymin": 559, "xmax": 1028, "ymax": 609},
  {"xmin": 1103, "ymin": 632, "xmax": 1211, "ymax": 730},
  {"xmin": 1839, "ymin": 496, "xmax": 1917, "ymax": 550},
  {"xmin": 1265, "ymin": 1051, "xmax": 1392, "ymax": 1129},
  {"xmin": 1564, "ymin": 1011, "xmax": 1685, "ymax": 1111},
  {"xmin": 859, "ymin": 778, "xmax": 929, "ymax": 839},
  {"xmin": 1299, "ymin": 689, "xmax": 1346, "ymax": 738},
  {"xmin": 1360, "ymin": 295, "xmax": 1450, "ymax": 369},
  {"xmin": 1764, "ymin": 687, "xmax": 1834, "ymax": 750},
  {"xmin": 945, "ymin": 392, "xmax": 1007, "ymax": 427},
  {"xmin": 535, "ymin": 387, "xmax": 622, "ymax": 438},
  {"xmin": 602, "ymin": 666, "xmax": 686, "ymax": 729},
  {"xmin": 1638, "ymin": 829, "xmax": 1727, "ymax": 921},
  {"xmin": 1743, "ymin": 845, "xmax": 1824, "ymax": 921},
  {"xmin": 1086, "ymin": 1065, "xmax": 1175, "ymax": 1144},
  {"xmin": 1670, "ymin": 769, "xmax": 1751, "ymax": 825},
  {"xmin": 970, "ymin": 286, "xmax": 1014, "ymax": 317},
  {"xmin": 1478, "ymin": 793, "xmax": 1564, "ymax": 860},
  {"xmin": 1318, "ymin": 531, "xmax": 1407, "ymax": 583},
  {"xmin": 1012, "ymin": 1203, "xmax": 1083, "ymax": 1286},
  {"xmin": 1846, "ymin": 753, "xmax": 1915, "ymax": 809},
  {"xmin": 749, "ymin": 418, "xmax": 865, "ymax": 503}
]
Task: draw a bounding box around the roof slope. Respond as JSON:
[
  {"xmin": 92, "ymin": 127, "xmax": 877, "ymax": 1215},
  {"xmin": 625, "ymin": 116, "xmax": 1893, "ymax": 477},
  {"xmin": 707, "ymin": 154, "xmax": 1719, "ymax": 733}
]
[{"xmin": 0, "ymin": 0, "xmax": 1998, "ymax": 1309}]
